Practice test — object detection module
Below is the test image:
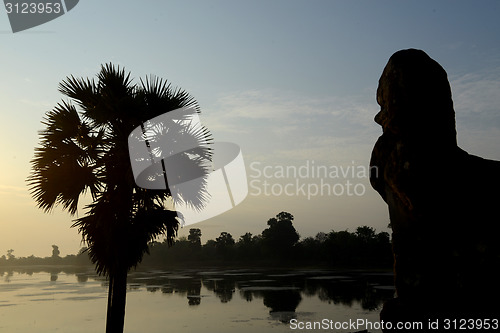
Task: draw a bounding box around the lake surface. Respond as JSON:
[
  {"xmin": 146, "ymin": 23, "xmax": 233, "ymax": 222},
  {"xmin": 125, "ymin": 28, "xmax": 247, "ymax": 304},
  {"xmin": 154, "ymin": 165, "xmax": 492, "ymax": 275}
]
[{"xmin": 0, "ymin": 267, "xmax": 394, "ymax": 332}]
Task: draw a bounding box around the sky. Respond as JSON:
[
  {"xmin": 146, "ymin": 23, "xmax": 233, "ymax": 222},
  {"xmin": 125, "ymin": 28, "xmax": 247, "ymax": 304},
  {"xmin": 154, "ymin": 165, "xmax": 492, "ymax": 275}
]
[{"xmin": 1, "ymin": 0, "xmax": 499, "ymax": 257}]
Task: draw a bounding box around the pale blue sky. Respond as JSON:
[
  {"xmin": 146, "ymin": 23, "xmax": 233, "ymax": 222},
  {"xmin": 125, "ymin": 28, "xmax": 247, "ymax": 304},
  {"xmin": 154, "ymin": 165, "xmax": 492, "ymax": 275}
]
[{"xmin": 1, "ymin": 0, "xmax": 499, "ymax": 256}]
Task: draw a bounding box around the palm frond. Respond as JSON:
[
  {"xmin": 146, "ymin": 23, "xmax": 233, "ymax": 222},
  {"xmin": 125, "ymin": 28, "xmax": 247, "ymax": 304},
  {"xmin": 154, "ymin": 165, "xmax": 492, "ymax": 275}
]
[
  {"xmin": 140, "ymin": 75, "xmax": 172, "ymax": 98},
  {"xmin": 97, "ymin": 63, "xmax": 135, "ymax": 98},
  {"xmin": 73, "ymin": 199, "xmax": 179, "ymax": 276},
  {"xmin": 28, "ymin": 100, "xmax": 103, "ymax": 215},
  {"xmin": 138, "ymin": 75, "xmax": 201, "ymax": 121},
  {"xmin": 58, "ymin": 75, "xmax": 98, "ymax": 114}
]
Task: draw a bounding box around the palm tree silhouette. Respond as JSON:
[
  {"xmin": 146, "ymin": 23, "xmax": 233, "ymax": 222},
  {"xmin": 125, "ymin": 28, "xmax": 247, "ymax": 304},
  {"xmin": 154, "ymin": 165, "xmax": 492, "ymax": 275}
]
[{"xmin": 27, "ymin": 64, "xmax": 212, "ymax": 333}]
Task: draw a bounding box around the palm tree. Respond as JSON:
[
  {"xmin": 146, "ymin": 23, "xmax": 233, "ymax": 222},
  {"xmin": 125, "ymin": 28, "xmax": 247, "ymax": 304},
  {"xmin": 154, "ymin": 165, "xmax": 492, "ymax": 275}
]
[{"xmin": 27, "ymin": 64, "xmax": 212, "ymax": 333}]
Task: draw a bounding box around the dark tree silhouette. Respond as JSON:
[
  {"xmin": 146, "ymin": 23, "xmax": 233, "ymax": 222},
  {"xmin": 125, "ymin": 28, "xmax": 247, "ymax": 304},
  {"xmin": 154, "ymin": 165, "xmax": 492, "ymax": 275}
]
[
  {"xmin": 237, "ymin": 232, "xmax": 259, "ymax": 259},
  {"xmin": 239, "ymin": 232, "xmax": 253, "ymax": 245},
  {"xmin": 27, "ymin": 64, "xmax": 212, "ymax": 333},
  {"xmin": 261, "ymin": 211, "xmax": 300, "ymax": 259},
  {"xmin": 188, "ymin": 228, "xmax": 202, "ymax": 249},
  {"xmin": 6, "ymin": 249, "xmax": 15, "ymax": 261},
  {"xmin": 215, "ymin": 232, "xmax": 235, "ymax": 258},
  {"xmin": 51, "ymin": 245, "xmax": 60, "ymax": 258},
  {"xmin": 215, "ymin": 232, "xmax": 235, "ymax": 247},
  {"xmin": 355, "ymin": 226, "xmax": 376, "ymax": 243}
]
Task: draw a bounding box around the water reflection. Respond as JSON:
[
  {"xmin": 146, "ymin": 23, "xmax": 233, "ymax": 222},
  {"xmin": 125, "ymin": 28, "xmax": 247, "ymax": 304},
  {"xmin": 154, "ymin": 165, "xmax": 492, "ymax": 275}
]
[
  {"xmin": 0, "ymin": 267, "xmax": 395, "ymax": 332},
  {"xmin": 76, "ymin": 273, "xmax": 89, "ymax": 283},
  {"xmin": 187, "ymin": 279, "xmax": 202, "ymax": 306},
  {"xmin": 2, "ymin": 270, "xmax": 13, "ymax": 282},
  {"xmin": 0, "ymin": 267, "xmax": 394, "ymax": 326},
  {"xmin": 125, "ymin": 268, "xmax": 395, "ymax": 322},
  {"xmin": 204, "ymin": 277, "xmax": 235, "ymax": 303}
]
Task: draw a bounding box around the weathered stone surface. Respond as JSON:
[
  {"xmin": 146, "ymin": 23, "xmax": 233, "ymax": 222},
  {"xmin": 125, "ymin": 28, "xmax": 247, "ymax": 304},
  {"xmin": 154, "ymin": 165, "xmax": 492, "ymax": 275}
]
[{"xmin": 370, "ymin": 49, "xmax": 500, "ymax": 329}]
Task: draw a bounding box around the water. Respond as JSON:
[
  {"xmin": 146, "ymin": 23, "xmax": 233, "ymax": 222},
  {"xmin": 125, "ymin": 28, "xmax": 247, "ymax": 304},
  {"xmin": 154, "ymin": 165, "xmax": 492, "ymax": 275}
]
[{"xmin": 0, "ymin": 267, "xmax": 394, "ymax": 332}]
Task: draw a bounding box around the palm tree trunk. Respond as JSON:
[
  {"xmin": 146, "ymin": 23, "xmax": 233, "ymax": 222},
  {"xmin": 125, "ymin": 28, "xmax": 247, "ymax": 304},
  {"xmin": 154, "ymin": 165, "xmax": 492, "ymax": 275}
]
[{"xmin": 106, "ymin": 266, "xmax": 128, "ymax": 333}]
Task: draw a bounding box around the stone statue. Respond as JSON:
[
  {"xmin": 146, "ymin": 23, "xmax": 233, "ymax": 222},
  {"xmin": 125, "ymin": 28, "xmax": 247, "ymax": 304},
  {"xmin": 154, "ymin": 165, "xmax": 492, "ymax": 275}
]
[{"xmin": 370, "ymin": 49, "xmax": 500, "ymax": 329}]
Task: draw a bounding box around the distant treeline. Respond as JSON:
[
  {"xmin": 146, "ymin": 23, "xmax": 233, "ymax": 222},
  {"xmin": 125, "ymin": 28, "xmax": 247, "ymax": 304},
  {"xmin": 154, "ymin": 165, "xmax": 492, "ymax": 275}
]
[
  {"xmin": 142, "ymin": 212, "xmax": 393, "ymax": 268},
  {"xmin": 0, "ymin": 245, "xmax": 91, "ymax": 267},
  {"xmin": 0, "ymin": 212, "xmax": 392, "ymax": 269}
]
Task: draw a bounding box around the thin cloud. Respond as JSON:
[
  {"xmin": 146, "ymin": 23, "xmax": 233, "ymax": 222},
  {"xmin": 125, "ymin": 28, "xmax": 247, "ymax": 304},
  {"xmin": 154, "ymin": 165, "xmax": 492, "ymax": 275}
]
[
  {"xmin": 215, "ymin": 90, "xmax": 341, "ymax": 120},
  {"xmin": 451, "ymin": 68, "xmax": 500, "ymax": 124},
  {"xmin": 0, "ymin": 184, "xmax": 28, "ymax": 192},
  {"xmin": 450, "ymin": 68, "xmax": 500, "ymax": 158},
  {"xmin": 205, "ymin": 89, "xmax": 380, "ymax": 166},
  {"xmin": 0, "ymin": 184, "xmax": 31, "ymax": 199},
  {"xmin": 210, "ymin": 89, "xmax": 378, "ymax": 130}
]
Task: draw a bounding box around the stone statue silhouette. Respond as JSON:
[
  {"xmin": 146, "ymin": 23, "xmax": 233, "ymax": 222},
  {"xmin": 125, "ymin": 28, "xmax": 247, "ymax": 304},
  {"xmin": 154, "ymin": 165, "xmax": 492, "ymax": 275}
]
[{"xmin": 370, "ymin": 49, "xmax": 500, "ymax": 329}]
